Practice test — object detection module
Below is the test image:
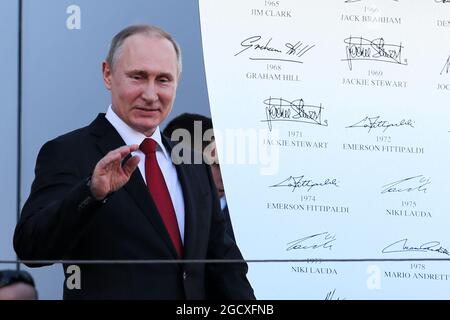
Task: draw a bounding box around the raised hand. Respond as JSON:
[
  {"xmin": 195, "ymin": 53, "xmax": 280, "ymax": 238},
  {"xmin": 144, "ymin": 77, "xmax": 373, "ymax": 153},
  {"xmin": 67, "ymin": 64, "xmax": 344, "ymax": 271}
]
[{"xmin": 90, "ymin": 145, "xmax": 140, "ymax": 200}]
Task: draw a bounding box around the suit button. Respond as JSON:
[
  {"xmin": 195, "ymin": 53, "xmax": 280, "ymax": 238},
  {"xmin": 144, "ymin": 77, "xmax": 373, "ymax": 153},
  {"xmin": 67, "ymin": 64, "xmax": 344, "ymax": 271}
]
[{"xmin": 183, "ymin": 271, "xmax": 188, "ymax": 280}]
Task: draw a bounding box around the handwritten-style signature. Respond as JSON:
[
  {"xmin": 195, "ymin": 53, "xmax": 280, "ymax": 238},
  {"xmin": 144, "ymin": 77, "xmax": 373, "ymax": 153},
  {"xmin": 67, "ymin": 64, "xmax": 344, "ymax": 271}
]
[
  {"xmin": 381, "ymin": 175, "xmax": 431, "ymax": 194},
  {"xmin": 325, "ymin": 289, "xmax": 345, "ymax": 300},
  {"xmin": 346, "ymin": 116, "xmax": 414, "ymax": 133},
  {"xmin": 261, "ymin": 97, "xmax": 328, "ymax": 131},
  {"xmin": 382, "ymin": 238, "xmax": 450, "ymax": 256},
  {"xmin": 270, "ymin": 175, "xmax": 339, "ymax": 192},
  {"xmin": 342, "ymin": 36, "xmax": 407, "ymax": 70},
  {"xmin": 235, "ymin": 35, "xmax": 315, "ymax": 64},
  {"xmin": 286, "ymin": 232, "xmax": 336, "ymax": 251},
  {"xmin": 441, "ymin": 55, "xmax": 450, "ymax": 75}
]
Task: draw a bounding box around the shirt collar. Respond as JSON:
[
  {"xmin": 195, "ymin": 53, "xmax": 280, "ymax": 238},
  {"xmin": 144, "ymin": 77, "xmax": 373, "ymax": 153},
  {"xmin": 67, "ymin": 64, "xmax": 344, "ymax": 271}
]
[
  {"xmin": 105, "ymin": 105, "xmax": 170, "ymax": 160},
  {"xmin": 220, "ymin": 196, "xmax": 227, "ymax": 211}
]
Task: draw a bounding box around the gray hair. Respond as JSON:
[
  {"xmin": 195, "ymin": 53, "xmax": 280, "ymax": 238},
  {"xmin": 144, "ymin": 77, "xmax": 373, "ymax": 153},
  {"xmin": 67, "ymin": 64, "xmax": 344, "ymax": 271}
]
[{"xmin": 106, "ymin": 24, "xmax": 182, "ymax": 75}]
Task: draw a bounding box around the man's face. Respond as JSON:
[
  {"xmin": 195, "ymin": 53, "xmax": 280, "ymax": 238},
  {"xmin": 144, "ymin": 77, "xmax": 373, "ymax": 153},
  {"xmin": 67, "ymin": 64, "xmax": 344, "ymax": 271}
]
[{"xmin": 103, "ymin": 34, "xmax": 179, "ymax": 136}]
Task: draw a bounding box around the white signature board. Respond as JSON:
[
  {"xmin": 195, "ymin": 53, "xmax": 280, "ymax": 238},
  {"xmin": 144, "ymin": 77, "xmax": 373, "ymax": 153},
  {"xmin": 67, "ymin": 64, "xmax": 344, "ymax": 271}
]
[{"xmin": 199, "ymin": 0, "xmax": 450, "ymax": 299}]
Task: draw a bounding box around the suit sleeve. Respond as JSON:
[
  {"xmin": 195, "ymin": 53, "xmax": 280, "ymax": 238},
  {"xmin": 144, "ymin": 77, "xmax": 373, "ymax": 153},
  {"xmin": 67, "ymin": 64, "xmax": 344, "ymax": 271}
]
[
  {"xmin": 14, "ymin": 138, "xmax": 102, "ymax": 265},
  {"xmin": 203, "ymin": 164, "xmax": 256, "ymax": 300}
]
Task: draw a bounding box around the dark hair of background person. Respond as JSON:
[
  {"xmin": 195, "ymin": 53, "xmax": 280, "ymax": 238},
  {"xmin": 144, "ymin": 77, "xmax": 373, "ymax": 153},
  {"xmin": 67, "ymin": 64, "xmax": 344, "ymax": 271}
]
[
  {"xmin": 0, "ymin": 270, "xmax": 38, "ymax": 300},
  {"xmin": 163, "ymin": 113, "xmax": 213, "ymax": 150}
]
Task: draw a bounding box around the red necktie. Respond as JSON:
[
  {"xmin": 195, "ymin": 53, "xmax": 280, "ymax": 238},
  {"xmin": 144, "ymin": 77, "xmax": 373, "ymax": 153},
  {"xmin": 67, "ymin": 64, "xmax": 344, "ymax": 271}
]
[{"xmin": 139, "ymin": 138, "xmax": 183, "ymax": 258}]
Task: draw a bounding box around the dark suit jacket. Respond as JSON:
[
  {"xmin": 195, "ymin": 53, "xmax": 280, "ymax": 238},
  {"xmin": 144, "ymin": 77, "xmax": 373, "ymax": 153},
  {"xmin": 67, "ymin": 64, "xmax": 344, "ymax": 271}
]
[
  {"xmin": 222, "ymin": 205, "xmax": 236, "ymax": 242},
  {"xmin": 14, "ymin": 114, "xmax": 255, "ymax": 300}
]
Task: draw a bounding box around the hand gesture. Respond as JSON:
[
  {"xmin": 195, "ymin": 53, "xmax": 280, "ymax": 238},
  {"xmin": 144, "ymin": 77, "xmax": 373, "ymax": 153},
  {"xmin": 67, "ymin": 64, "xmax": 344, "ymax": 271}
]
[{"xmin": 90, "ymin": 145, "xmax": 140, "ymax": 200}]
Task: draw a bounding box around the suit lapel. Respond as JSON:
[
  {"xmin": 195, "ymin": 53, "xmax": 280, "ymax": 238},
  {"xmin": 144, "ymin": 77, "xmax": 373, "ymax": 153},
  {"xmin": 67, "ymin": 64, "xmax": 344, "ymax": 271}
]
[
  {"xmin": 123, "ymin": 170, "xmax": 180, "ymax": 259},
  {"xmin": 90, "ymin": 115, "xmax": 179, "ymax": 259}
]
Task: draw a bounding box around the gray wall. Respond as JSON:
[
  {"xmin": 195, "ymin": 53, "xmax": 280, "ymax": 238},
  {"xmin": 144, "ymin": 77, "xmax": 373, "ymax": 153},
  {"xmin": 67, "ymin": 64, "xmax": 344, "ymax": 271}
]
[
  {"xmin": 1, "ymin": 0, "xmax": 210, "ymax": 299},
  {"xmin": 0, "ymin": 0, "xmax": 18, "ymax": 273}
]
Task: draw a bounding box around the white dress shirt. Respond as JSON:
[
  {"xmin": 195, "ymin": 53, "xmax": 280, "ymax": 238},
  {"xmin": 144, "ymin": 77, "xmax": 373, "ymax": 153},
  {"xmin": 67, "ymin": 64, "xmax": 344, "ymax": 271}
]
[
  {"xmin": 105, "ymin": 106, "xmax": 185, "ymax": 243},
  {"xmin": 220, "ymin": 196, "xmax": 227, "ymax": 211}
]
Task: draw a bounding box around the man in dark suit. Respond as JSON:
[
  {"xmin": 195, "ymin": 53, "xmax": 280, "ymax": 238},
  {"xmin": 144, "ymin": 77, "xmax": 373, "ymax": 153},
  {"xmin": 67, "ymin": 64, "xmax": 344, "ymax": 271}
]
[
  {"xmin": 163, "ymin": 114, "xmax": 236, "ymax": 241},
  {"xmin": 14, "ymin": 24, "xmax": 255, "ymax": 300},
  {"xmin": 205, "ymin": 141, "xmax": 236, "ymax": 242}
]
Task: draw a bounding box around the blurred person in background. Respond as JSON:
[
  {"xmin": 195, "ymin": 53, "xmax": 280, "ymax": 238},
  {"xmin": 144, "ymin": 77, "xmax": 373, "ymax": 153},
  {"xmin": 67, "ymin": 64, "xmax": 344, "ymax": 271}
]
[
  {"xmin": 164, "ymin": 114, "xmax": 236, "ymax": 241},
  {"xmin": 0, "ymin": 270, "xmax": 37, "ymax": 300}
]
